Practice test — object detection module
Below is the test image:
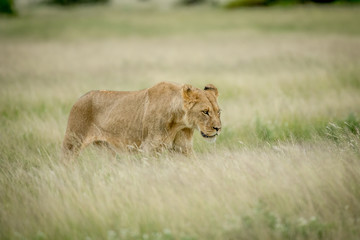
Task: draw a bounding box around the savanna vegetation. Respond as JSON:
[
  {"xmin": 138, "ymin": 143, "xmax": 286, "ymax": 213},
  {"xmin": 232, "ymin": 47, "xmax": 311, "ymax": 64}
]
[{"xmin": 1, "ymin": 4, "xmax": 360, "ymax": 240}]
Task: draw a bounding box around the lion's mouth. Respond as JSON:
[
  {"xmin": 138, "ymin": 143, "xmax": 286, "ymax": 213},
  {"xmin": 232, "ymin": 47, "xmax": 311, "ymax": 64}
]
[{"xmin": 201, "ymin": 131, "xmax": 218, "ymax": 138}]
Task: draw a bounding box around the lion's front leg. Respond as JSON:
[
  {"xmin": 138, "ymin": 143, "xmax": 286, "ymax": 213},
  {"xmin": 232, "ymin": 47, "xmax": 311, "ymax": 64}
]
[
  {"xmin": 172, "ymin": 128, "xmax": 194, "ymax": 157},
  {"xmin": 140, "ymin": 128, "xmax": 194, "ymax": 156},
  {"xmin": 139, "ymin": 135, "xmax": 166, "ymax": 155}
]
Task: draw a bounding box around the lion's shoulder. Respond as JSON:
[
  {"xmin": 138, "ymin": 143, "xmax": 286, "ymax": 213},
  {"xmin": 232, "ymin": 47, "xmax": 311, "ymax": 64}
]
[
  {"xmin": 147, "ymin": 82, "xmax": 182, "ymax": 99},
  {"xmin": 143, "ymin": 82, "xmax": 184, "ymax": 115},
  {"xmin": 150, "ymin": 81, "xmax": 182, "ymax": 91}
]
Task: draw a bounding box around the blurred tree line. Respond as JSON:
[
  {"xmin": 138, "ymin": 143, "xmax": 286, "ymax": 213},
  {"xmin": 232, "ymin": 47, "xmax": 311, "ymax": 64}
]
[
  {"xmin": 0, "ymin": 0, "xmax": 15, "ymax": 14},
  {"xmin": 181, "ymin": 0, "xmax": 360, "ymax": 7},
  {"xmin": 1, "ymin": 0, "xmax": 359, "ymax": 15},
  {"xmin": 49, "ymin": 0, "xmax": 108, "ymax": 5}
]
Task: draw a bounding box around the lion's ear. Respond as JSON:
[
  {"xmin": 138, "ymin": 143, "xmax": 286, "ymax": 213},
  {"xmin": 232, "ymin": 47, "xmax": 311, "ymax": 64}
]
[
  {"xmin": 182, "ymin": 84, "xmax": 199, "ymax": 108},
  {"xmin": 204, "ymin": 84, "xmax": 218, "ymax": 97}
]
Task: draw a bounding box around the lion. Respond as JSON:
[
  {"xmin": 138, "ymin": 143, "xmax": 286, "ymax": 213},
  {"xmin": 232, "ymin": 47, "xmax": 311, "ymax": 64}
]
[{"xmin": 62, "ymin": 82, "xmax": 221, "ymax": 158}]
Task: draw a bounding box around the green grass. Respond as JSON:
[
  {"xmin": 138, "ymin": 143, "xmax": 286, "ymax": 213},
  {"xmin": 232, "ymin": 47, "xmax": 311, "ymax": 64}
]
[{"xmin": 1, "ymin": 4, "xmax": 360, "ymax": 240}]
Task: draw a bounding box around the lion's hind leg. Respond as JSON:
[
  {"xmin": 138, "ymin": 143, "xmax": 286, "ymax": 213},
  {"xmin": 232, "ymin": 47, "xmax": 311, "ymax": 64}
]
[
  {"xmin": 62, "ymin": 135, "xmax": 112, "ymax": 160},
  {"xmin": 62, "ymin": 133, "xmax": 84, "ymax": 161}
]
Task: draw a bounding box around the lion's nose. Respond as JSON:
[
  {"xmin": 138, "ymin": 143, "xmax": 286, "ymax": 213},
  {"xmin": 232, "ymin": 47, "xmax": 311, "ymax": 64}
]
[{"xmin": 213, "ymin": 126, "xmax": 221, "ymax": 132}]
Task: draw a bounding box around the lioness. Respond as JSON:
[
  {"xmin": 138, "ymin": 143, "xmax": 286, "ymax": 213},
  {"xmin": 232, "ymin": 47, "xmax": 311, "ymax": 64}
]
[{"xmin": 62, "ymin": 82, "xmax": 221, "ymax": 158}]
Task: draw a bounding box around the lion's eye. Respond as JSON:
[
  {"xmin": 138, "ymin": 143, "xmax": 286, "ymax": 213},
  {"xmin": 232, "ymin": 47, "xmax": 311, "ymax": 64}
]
[{"xmin": 202, "ymin": 110, "xmax": 209, "ymax": 116}]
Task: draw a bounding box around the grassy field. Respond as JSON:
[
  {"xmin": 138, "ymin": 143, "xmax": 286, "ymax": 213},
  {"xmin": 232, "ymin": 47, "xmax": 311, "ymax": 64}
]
[{"xmin": 1, "ymin": 4, "xmax": 360, "ymax": 240}]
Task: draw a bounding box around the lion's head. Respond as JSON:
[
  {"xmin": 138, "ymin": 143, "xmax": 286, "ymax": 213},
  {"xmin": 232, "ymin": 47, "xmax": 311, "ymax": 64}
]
[{"xmin": 181, "ymin": 84, "xmax": 222, "ymax": 143}]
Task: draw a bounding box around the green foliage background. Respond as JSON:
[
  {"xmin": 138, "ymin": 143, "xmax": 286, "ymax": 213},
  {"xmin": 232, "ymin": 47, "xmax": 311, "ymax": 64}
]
[{"xmin": 0, "ymin": 0, "xmax": 15, "ymax": 14}]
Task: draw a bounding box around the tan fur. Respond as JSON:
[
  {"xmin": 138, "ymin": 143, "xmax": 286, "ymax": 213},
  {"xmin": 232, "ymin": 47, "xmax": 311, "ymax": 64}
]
[{"xmin": 62, "ymin": 82, "xmax": 221, "ymax": 159}]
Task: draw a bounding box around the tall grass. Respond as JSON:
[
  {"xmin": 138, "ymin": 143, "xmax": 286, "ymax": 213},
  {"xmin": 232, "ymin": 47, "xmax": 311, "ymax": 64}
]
[
  {"xmin": 1, "ymin": 4, "xmax": 360, "ymax": 240},
  {"xmin": 1, "ymin": 139, "xmax": 360, "ymax": 240}
]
